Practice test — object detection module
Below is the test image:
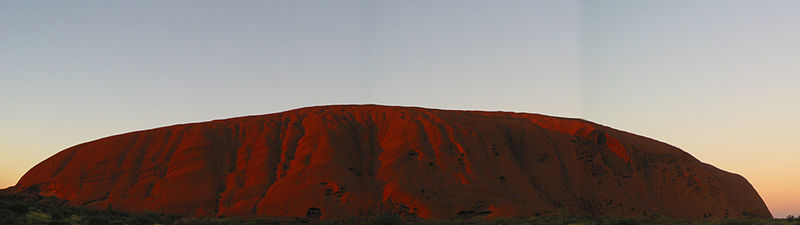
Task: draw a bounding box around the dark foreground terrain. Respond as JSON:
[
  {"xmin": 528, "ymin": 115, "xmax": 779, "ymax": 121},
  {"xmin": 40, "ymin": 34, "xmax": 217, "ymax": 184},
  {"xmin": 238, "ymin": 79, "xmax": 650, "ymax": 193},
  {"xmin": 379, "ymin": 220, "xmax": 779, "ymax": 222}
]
[{"xmin": 1, "ymin": 194, "xmax": 795, "ymax": 225}]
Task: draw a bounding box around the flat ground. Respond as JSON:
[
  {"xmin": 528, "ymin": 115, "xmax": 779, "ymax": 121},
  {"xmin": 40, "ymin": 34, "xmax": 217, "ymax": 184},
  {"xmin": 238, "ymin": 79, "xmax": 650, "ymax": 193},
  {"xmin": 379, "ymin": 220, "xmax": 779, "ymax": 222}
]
[{"xmin": 1, "ymin": 194, "xmax": 796, "ymax": 225}]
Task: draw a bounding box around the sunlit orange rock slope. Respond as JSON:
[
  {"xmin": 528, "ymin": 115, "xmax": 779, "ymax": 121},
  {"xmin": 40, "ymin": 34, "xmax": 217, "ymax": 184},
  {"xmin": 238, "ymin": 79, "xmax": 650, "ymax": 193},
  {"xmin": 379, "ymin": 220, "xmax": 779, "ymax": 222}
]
[{"xmin": 5, "ymin": 105, "xmax": 771, "ymax": 219}]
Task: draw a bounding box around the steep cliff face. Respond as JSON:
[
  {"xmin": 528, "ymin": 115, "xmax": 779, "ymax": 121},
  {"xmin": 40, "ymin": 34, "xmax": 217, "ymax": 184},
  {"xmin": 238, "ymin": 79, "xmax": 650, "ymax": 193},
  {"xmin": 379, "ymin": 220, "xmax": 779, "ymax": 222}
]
[{"xmin": 6, "ymin": 105, "xmax": 771, "ymax": 219}]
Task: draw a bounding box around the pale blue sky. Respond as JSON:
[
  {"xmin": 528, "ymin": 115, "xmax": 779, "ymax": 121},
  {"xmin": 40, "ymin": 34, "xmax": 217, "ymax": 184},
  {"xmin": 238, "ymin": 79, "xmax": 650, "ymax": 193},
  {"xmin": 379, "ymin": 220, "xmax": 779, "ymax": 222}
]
[
  {"xmin": 583, "ymin": 1, "xmax": 800, "ymax": 218},
  {"xmin": 1, "ymin": 0, "xmax": 798, "ymax": 218}
]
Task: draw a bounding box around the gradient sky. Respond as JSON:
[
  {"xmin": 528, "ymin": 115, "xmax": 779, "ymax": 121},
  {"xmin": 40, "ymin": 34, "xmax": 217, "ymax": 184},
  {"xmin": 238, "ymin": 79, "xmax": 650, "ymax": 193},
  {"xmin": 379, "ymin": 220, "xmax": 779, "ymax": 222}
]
[{"xmin": 1, "ymin": 0, "xmax": 797, "ymax": 218}]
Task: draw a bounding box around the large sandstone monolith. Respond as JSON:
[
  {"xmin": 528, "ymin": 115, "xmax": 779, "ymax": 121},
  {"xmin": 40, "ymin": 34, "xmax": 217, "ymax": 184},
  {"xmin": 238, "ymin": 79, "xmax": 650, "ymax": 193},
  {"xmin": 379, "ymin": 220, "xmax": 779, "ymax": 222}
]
[{"xmin": 5, "ymin": 105, "xmax": 772, "ymax": 219}]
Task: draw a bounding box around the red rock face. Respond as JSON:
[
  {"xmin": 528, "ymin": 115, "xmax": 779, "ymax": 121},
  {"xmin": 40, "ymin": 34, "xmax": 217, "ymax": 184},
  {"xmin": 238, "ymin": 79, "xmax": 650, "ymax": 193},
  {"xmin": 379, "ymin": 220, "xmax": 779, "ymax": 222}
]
[{"xmin": 6, "ymin": 105, "xmax": 771, "ymax": 219}]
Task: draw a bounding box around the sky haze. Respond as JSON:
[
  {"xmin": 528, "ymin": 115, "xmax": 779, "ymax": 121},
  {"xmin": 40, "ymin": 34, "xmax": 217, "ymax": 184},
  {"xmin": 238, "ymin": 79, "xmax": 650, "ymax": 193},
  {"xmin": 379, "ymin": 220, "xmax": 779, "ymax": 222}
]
[{"xmin": 1, "ymin": 0, "xmax": 798, "ymax": 218}]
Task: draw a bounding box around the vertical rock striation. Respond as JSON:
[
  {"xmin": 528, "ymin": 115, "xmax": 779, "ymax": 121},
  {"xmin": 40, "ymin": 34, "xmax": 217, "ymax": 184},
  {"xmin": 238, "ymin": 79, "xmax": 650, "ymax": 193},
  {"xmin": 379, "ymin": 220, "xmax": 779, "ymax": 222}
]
[{"xmin": 5, "ymin": 105, "xmax": 772, "ymax": 219}]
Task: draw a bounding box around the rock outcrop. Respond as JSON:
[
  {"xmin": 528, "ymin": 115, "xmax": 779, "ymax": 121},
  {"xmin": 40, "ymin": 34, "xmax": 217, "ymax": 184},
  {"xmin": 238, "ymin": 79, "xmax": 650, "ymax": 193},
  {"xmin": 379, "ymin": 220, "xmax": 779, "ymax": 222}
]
[{"xmin": 4, "ymin": 105, "xmax": 772, "ymax": 219}]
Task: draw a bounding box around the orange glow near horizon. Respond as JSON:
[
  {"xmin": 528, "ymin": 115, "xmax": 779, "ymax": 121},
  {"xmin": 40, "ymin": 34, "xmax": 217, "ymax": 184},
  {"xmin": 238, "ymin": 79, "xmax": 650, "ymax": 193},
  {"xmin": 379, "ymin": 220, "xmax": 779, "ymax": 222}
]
[{"xmin": 3, "ymin": 0, "xmax": 800, "ymax": 218}]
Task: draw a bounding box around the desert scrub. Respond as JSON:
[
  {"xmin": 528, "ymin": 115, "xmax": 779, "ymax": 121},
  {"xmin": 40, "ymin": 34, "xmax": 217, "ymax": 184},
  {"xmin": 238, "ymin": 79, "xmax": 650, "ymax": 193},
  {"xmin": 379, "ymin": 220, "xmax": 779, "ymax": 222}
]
[{"xmin": 2, "ymin": 194, "xmax": 798, "ymax": 225}]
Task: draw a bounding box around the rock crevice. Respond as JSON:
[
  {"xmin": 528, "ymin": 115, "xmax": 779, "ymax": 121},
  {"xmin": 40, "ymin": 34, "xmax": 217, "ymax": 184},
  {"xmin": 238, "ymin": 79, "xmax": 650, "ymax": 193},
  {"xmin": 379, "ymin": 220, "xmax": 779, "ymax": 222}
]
[{"xmin": 6, "ymin": 105, "xmax": 772, "ymax": 219}]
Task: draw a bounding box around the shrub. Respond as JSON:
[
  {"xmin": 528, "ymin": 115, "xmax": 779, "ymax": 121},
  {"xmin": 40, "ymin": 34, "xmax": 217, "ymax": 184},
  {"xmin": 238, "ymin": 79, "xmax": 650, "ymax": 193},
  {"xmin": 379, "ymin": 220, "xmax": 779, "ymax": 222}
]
[
  {"xmin": 3, "ymin": 201, "xmax": 29, "ymax": 214},
  {"xmin": 612, "ymin": 218, "xmax": 639, "ymax": 225},
  {"xmin": 0, "ymin": 208, "xmax": 21, "ymax": 224},
  {"xmin": 367, "ymin": 214, "xmax": 404, "ymax": 225},
  {"xmin": 47, "ymin": 220, "xmax": 72, "ymax": 225},
  {"xmin": 125, "ymin": 212, "xmax": 159, "ymax": 225},
  {"xmin": 86, "ymin": 214, "xmax": 112, "ymax": 225}
]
